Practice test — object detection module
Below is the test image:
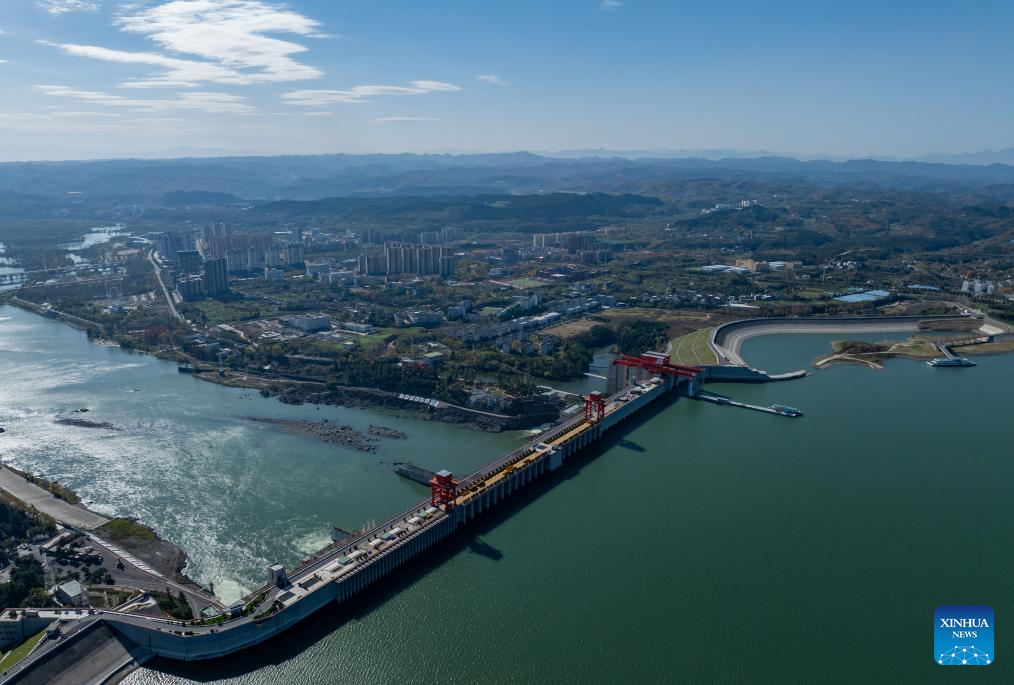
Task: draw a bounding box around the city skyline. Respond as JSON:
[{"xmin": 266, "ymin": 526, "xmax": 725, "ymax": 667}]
[{"xmin": 1, "ymin": 0, "xmax": 1013, "ymax": 161}]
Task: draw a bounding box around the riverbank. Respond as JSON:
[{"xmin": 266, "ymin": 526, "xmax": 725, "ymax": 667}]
[
  {"xmin": 3, "ymin": 299, "xmax": 564, "ymax": 432},
  {"xmin": 0, "ymin": 465, "xmax": 107, "ymax": 530},
  {"xmin": 257, "ymin": 380, "xmax": 559, "ymax": 432},
  {"xmin": 0, "ymin": 463, "xmax": 197, "ymax": 585},
  {"xmin": 192, "ymin": 365, "xmax": 552, "ymax": 431}
]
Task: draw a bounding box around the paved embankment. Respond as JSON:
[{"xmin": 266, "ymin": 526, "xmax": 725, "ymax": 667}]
[
  {"xmin": 709, "ymin": 315, "xmax": 969, "ymax": 366},
  {"xmin": 0, "ymin": 467, "xmax": 109, "ymax": 530},
  {"xmin": 6, "ymin": 621, "xmax": 148, "ymax": 685}
]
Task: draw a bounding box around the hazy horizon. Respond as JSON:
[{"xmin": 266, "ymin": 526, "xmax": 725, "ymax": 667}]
[
  {"xmin": 5, "ymin": 146, "xmax": 1014, "ymax": 167},
  {"xmin": 2, "ymin": 1, "xmax": 1013, "ymax": 162}
]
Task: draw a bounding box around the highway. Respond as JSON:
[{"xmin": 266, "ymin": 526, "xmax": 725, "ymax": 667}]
[{"xmin": 147, "ymin": 249, "xmax": 183, "ymax": 323}]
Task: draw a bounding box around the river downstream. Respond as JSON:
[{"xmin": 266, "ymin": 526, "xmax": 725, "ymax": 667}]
[
  {"xmin": 2, "ymin": 305, "xmax": 1013, "ymax": 683},
  {"xmin": 0, "ymin": 305, "xmax": 520, "ymax": 602}
]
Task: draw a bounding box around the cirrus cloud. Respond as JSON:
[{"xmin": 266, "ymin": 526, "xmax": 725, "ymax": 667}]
[
  {"xmin": 282, "ymin": 80, "xmax": 461, "ymax": 106},
  {"xmin": 373, "ymin": 117, "xmax": 439, "ymax": 123},
  {"xmin": 35, "ymin": 84, "xmax": 255, "ymax": 114},
  {"xmin": 37, "ymin": 0, "xmax": 100, "ymax": 15},
  {"xmin": 475, "ymin": 74, "xmax": 508, "ymax": 86}
]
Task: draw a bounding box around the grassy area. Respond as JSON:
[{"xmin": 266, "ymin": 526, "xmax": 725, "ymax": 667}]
[
  {"xmin": 956, "ymin": 338, "xmax": 1014, "ymax": 355},
  {"xmin": 507, "ymin": 277, "xmax": 546, "ymax": 289},
  {"xmin": 149, "ymin": 589, "xmax": 194, "ymax": 620},
  {"xmin": 354, "ymin": 327, "xmax": 398, "ymax": 350},
  {"xmin": 542, "ymin": 318, "xmax": 602, "ymax": 339},
  {"xmin": 188, "ymin": 299, "xmax": 259, "ymax": 326},
  {"xmin": 0, "ymin": 629, "xmax": 46, "ymax": 671},
  {"xmin": 668, "ymin": 327, "xmax": 718, "ymax": 365},
  {"xmin": 99, "ymin": 517, "xmax": 157, "ymax": 543},
  {"xmin": 87, "ymin": 589, "xmax": 133, "ymax": 609}
]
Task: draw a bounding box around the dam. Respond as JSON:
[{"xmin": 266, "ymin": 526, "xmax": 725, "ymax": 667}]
[{"xmin": 1, "ymin": 353, "xmax": 700, "ymax": 683}]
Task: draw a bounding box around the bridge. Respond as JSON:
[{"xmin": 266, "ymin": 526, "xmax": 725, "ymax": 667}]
[{"xmin": 1, "ymin": 353, "xmax": 701, "ymax": 683}]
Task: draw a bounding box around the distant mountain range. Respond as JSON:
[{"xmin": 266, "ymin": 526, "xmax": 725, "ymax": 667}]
[
  {"xmin": 546, "ymin": 147, "xmax": 1014, "ymax": 166},
  {"xmin": 2, "ymin": 152, "xmax": 1014, "ymax": 211}
]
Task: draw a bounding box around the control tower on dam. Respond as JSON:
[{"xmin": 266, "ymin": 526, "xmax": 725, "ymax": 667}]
[{"xmin": 3, "ymin": 353, "xmax": 701, "ymax": 682}]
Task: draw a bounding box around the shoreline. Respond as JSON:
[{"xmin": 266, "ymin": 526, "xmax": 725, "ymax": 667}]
[
  {"xmin": 0, "ymin": 462, "xmax": 218, "ymax": 611},
  {"xmin": 1, "ymin": 299, "xmax": 559, "ymax": 432}
]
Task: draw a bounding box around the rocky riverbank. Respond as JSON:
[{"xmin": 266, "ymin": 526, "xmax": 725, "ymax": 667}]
[
  {"xmin": 55, "ymin": 417, "xmax": 119, "ymax": 430},
  {"xmin": 261, "ymin": 384, "xmax": 560, "ymax": 433},
  {"xmin": 369, "ymin": 425, "xmax": 407, "ymax": 439},
  {"xmin": 248, "ymin": 417, "xmax": 412, "ymax": 453}
]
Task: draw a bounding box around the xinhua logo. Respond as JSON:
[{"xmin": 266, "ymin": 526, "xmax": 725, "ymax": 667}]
[{"xmin": 935, "ymin": 605, "xmax": 993, "ymax": 665}]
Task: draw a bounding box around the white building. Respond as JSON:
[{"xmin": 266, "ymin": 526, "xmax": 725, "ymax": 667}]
[
  {"xmin": 306, "ymin": 263, "xmax": 330, "ymax": 278},
  {"xmin": 53, "ymin": 580, "xmax": 85, "ymax": 607},
  {"xmin": 961, "ymin": 279, "xmax": 995, "ymax": 296},
  {"xmin": 289, "ymin": 315, "xmax": 331, "ymax": 333}
]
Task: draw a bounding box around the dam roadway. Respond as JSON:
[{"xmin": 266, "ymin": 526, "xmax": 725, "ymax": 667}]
[{"xmin": 3, "ymin": 364, "xmax": 696, "ymax": 683}]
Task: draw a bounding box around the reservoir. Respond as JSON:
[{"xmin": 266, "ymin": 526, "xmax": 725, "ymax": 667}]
[{"xmin": 1, "ymin": 305, "xmax": 1011, "ymax": 683}]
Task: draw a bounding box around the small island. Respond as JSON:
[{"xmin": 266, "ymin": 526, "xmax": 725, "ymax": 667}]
[{"xmin": 815, "ymin": 334, "xmax": 1010, "ymax": 369}]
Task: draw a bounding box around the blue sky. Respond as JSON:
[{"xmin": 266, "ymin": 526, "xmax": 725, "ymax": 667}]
[{"xmin": 0, "ymin": 0, "xmax": 1012, "ymax": 161}]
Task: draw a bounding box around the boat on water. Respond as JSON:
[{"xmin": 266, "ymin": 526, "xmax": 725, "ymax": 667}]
[
  {"xmin": 926, "ymin": 357, "xmax": 975, "ymax": 367},
  {"xmin": 177, "ymin": 365, "xmax": 197, "ymax": 373},
  {"xmin": 770, "ymin": 404, "xmax": 803, "ymax": 417}
]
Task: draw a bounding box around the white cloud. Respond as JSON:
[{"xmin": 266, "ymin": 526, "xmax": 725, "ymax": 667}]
[
  {"xmin": 43, "ymin": 42, "xmax": 239, "ymax": 87},
  {"xmin": 124, "ymin": 117, "xmax": 189, "ymax": 124},
  {"xmin": 45, "ymin": 0, "xmax": 324, "ymax": 87},
  {"xmin": 0, "ymin": 60, "xmax": 8, "ymax": 64},
  {"xmin": 37, "ymin": 1, "xmax": 100, "ymax": 15},
  {"xmin": 599, "ymin": 0, "xmax": 624, "ymax": 9},
  {"xmin": 35, "ymin": 84, "xmax": 254, "ymax": 113},
  {"xmin": 475, "ymin": 74, "xmax": 508, "ymax": 86},
  {"xmin": 282, "ymin": 81, "xmax": 460, "ymax": 106},
  {"xmin": 0, "ymin": 113, "xmax": 52, "ymax": 122},
  {"xmin": 409, "ymin": 80, "xmax": 460, "ymax": 92},
  {"xmin": 373, "ymin": 117, "xmax": 438, "ymax": 123},
  {"xmin": 52, "ymin": 110, "xmax": 120, "ymax": 117}
]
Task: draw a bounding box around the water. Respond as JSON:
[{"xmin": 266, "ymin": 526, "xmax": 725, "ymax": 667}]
[
  {"xmin": 0, "ymin": 242, "xmax": 25, "ymax": 288},
  {"xmin": 0, "ymin": 305, "xmax": 519, "ymax": 602},
  {"xmin": 2, "ymin": 307, "xmax": 1011, "ymax": 682},
  {"xmin": 58, "ymin": 224, "xmax": 129, "ymax": 251}
]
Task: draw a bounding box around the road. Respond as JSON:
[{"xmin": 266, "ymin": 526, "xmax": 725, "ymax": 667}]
[
  {"xmin": 0, "ymin": 467, "xmax": 220, "ymax": 614},
  {"xmin": 147, "ymin": 249, "xmax": 182, "ymax": 322},
  {"xmin": 83, "ymin": 536, "xmax": 224, "ymax": 613},
  {"xmin": 0, "ymin": 468, "xmax": 109, "ymax": 530}
]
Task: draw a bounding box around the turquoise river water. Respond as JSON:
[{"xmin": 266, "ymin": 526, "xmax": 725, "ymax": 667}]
[{"xmin": 1, "ymin": 305, "xmax": 1012, "ymax": 683}]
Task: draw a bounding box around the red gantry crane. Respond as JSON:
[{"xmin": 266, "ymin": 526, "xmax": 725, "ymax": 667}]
[{"xmin": 612, "ymin": 351, "xmax": 701, "ymax": 388}]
